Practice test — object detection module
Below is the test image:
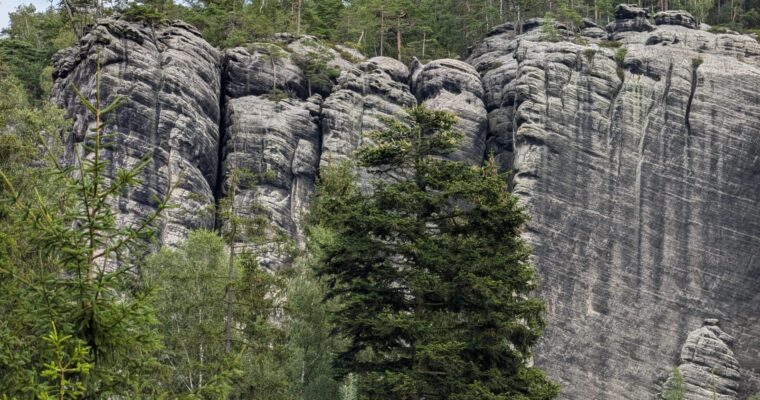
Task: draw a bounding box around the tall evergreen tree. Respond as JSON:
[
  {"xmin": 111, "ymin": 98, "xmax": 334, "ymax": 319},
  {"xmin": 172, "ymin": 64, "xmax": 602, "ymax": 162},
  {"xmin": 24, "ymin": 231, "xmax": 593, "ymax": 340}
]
[
  {"xmin": 0, "ymin": 57, "xmax": 166, "ymax": 398},
  {"xmin": 310, "ymin": 106, "xmax": 560, "ymax": 400}
]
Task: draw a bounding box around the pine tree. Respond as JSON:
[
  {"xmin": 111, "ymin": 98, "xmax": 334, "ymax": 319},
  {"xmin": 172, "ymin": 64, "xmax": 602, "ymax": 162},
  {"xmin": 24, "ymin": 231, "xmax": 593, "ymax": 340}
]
[
  {"xmin": 0, "ymin": 54, "xmax": 166, "ymax": 398},
  {"xmin": 310, "ymin": 106, "xmax": 560, "ymax": 400}
]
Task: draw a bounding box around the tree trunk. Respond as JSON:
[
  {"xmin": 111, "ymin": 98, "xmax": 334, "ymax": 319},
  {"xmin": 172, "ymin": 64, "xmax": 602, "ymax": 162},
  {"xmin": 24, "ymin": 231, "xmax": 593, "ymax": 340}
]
[
  {"xmin": 422, "ymin": 31, "xmax": 426, "ymax": 59},
  {"xmin": 380, "ymin": 9, "xmax": 384, "ymax": 57},
  {"xmin": 296, "ymin": 0, "xmax": 303, "ymax": 35},
  {"xmin": 396, "ymin": 25, "xmax": 402, "ymax": 61}
]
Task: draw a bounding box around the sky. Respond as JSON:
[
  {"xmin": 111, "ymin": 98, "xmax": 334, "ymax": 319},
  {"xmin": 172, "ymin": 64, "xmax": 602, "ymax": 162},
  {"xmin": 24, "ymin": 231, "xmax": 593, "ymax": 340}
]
[{"xmin": 0, "ymin": 0, "xmax": 55, "ymax": 30}]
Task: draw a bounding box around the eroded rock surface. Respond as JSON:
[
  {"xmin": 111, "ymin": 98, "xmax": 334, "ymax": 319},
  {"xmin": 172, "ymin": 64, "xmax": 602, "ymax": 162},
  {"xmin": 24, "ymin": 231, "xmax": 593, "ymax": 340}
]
[
  {"xmin": 469, "ymin": 7, "xmax": 760, "ymax": 399},
  {"xmin": 221, "ymin": 95, "xmax": 321, "ymax": 267},
  {"xmin": 319, "ymin": 56, "xmax": 416, "ymax": 169},
  {"xmin": 411, "ymin": 59, "xmax": 487, "ymax": 164},
  {"xmin": 661, "ymin": 319, "xmax": 742, "ymax": 400},
  {"xmin": 52, "ymin": 9, "xmax": 760, "ymax": 399},
  {"xmin": 52, "ymin": 18, "xmax": 221, "ymax": 246}
]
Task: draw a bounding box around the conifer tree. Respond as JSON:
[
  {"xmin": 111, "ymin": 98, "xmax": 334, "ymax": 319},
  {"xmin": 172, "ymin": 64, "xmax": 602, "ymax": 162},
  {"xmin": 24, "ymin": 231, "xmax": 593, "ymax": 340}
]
[
  {"xmin": 311, "ymin": 106, "xmax": 560, "ymax": 400},
  {"xmin": 0, "ymin": 55, "xmax": 166, "ymax": 398}
]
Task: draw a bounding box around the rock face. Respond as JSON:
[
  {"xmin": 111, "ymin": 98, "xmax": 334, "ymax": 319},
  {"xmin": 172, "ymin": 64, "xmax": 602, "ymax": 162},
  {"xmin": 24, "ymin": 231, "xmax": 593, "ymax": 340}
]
[
  {"xmin": 221, "ymin": 95, "xmax": 321, "ymax": 266},
  {"xmin": 469, "ymin": 6, "xmax": 760, "ymax": 399},
  {"xmin": 52, "ymin": 19, "xmax": 221, "ymax": 246},
  {"xmin": 52, "ymin": 8, "xmax": 760, "ymax": 399},
  {"xmin": 411, "ymin": 59, "xmax": 487, "ymax": 164},
  {"xmin": 654, "ymin": 10, "xmax": 698, "ymax": 29},
  {"xmin": 661, "ymin": 319, "xmax": 742, "ymax": 400},
  {"xmin": 606, "ymin": 3, "xmax": 656, "ymax": 33},
  {"xmin": 319, "ymin": 56, "xmax": 416, "ymax": 170}
]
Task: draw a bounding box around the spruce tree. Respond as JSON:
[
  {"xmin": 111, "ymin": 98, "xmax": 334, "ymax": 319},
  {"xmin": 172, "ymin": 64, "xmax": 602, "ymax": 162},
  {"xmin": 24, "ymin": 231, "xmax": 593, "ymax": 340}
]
[
  {"xmin": 311, "ymin": 106, "xmax": 560, "ymax": 400},
  {"xmin": 0, "ymin": 56, "xmax": 165, "ymax": 398}
]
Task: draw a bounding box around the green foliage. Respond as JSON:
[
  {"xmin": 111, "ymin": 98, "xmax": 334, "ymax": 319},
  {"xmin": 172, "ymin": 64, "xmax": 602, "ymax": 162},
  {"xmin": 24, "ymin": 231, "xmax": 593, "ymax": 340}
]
[
  {"xmin": 598, "ymin": 40, "xmax": 623, "ymax": 48},
  {"xmin": 0, "ymin": 5, "xmax": 72, "ymax": 101},
  {"xmin": 146, "ymin": 228, "xmax": 297, "ymax": 399},
  {"xmin": 614, "ymin": 47, "xmax": 627, "ymax": 81},
  {"xmin": 662, "ymin": 367, "xmax": 684, "ymax": 400},
  {"xmin": 284, "ymin": 260, "xmax": 345, "ymax": 400},
  {"xmin": 583, "ymin": 48, "xmax": 597, "ymax": 63},
  {"xmin": 293, "ymin": 51, "xmax": 341, "ymax": 96},
  {"xmin": 0, "ymin": 56, "xmax": 165, "ymax": 398},
  {"xmin": 121, "ymin": 2, "xmax": 169, "ymax": 23},
  {"xmin": 614, "ymin": 47, "xmax": 628, "ymax": 65},
  {"xmin": 146, "ymin": 230, "xmax": 238, "ymax": 397},
  {"xmin": 38, "ymin": 323, "xmax": 93, "ymax": 400},
  {"xmin": 310, "ymin": 105, "xmax": 559, "ymax": 400},
  {"xmin": 541, "ymin": 13, "xmax": 562, "ymax": 42},
  {"xmin": 339, "ymin": 373, "xmax": 359, "ymax": 400},
  {"xmin": 263, "ymin": 88, "xmax": 292, "ymax": 102},
  {"xmin": 671, "ymin": 0, "xmax": 715, "ymax": 22}
]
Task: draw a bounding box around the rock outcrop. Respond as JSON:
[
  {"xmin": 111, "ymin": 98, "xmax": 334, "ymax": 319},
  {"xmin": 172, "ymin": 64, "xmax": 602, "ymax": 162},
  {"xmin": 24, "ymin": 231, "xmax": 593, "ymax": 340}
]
[
  {"xmin": 51, "ymin": 7, "xmax": 760, "ymax": 399},
  {"xmin": 52, "ymin": 19, "xmax": 221, "ymax": 246},
  {"xmin": 411, "ymin": 59, "xmax": 487, "ymax": 164},
  {"xmin": 469, "ymin": 5, "xmax": 760, "ymax": 399},
  {"xmin": 319, "ymin": 56, "xmax": 416, "ymax": 170},
  {"xmin": 661, "ymin": 319, "xmax": 742, "ymax": 400}
]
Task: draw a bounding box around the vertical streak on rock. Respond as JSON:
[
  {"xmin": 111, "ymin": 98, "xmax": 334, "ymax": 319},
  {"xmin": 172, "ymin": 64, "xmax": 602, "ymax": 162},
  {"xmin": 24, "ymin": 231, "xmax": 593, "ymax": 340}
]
[{"xmin": 684, "ymin": 60, "xmax": 699, "ymax": 166}]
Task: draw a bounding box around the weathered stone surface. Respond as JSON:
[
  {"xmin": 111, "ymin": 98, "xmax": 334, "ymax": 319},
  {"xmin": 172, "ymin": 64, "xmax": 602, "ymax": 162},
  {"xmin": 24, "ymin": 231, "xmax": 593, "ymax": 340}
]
[
  {"xmin": 411, "ymin": 59, "xmax": 487, "ymax": 163},
  {"xmin": 468, "ymin": 13, "xmax": 760, "ymax": 400},
  {"xmin": 319, "ymin": 56, "xmax": 416, "ymax": 170},
  {"xmin": 654, "ymin": 10, "xmax": 698, "ymax": 29},
  {"xmin": 223, "ymin": 44, "xmax": 307, "ymax": 99},
  {"xmin": 52, "ymin": 11, "xmax": 760, "ymax": 400},
  {"xmin": 52, "ymin": 18, "xmax": 221, "ymax": 246},
  {"xmin": 223, "ymin": 35, "xmax": 362, "ymax": 100},
  {"xmin": 606, "ymin": 4, "xmax": 656, "ymax": 33},
  {"xmin": 661, "ymin": 320, "xmax": 742, "ymax": 400},
  {"xmin": 221, "ymin": 95, "xmax": 321, "ymax": 268}
]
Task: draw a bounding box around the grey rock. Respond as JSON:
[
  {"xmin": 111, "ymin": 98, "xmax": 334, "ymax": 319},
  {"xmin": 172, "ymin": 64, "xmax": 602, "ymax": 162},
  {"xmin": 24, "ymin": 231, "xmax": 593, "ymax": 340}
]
[
  {"xmin": 223, "ymin": 44, "xmax": 307, "ymax": 99},
  {"xmin": 319, "ymin": 56, "xmax": 416, "ymax": 170},
  {"xmin": 411, "ymin": 59, "xmax": 487, "ymax": 164},
  {"xmin": 468, "ymin": 19, "xmax": 760, "ymax": 400},
  {"xmin": 606, "ymin": 4, "xmax": 656, "ymax": 33},
  {"xmin": 52, "ymin": 12, "xmax": 760, "ymax": 400},
  {"xmin": 221, "ymin": 95, "xmax": 321, "ymax": 268},
  {"xmin": 51, "ymin": 18, "xmax": 221, "ymax": 246},
  {"xmin": 223, "ymin": 35, "xmax": 362, "ymax": 100},
  {"xmin": 581, "ymin": 26, "xmax": 609, "ymax": 39},
  {"xmin": 661, "ymin": 321, "xmax": 742, "ymax": 400},
  {"xmin": 654, "ymin": 10, "xmax": 698, "ymax": 29}
]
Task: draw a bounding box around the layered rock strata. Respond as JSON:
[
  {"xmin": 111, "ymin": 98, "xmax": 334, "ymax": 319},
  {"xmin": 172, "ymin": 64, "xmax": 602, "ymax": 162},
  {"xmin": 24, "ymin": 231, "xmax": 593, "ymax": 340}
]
[
  {"xmin": 468, "ymin": 5, "xmax": 760, "ymax": 399},
  {"xmin": 51, "ymin": 7, "xmax": 760, "ymax": 398},
  {"xmin": 661, "ymin": 319, "xmax": 742, "ymax": 400},
  {"xmin": 52, "ymin": 19, "xmax": 221, "ymax": 246}
]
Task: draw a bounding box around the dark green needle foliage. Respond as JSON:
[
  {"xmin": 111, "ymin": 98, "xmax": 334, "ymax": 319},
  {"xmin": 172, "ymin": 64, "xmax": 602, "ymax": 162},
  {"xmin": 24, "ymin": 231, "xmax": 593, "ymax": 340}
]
[{"xmin": 310, "ymin": 105, "xmax": 560, "ymax": 400}]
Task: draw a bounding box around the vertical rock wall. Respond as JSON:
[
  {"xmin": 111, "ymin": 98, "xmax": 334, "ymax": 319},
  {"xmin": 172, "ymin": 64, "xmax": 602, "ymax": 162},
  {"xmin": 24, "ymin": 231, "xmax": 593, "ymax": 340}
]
[
  {"xmin": 52, "ymin": 19, "xmax": 221, "ymax": 246},
  {"xmin": 51, "ymin": 9, "xmax": 760, "ymax": 398},
  {"xmin": 468, "ymin": 7, "xmax": 760, "ymax": 399}
]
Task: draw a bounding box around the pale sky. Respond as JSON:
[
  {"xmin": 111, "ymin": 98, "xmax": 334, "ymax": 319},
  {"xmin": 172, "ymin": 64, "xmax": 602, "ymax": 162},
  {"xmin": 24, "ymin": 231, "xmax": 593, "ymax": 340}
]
[{"xmin": 0, "ymin": 0, "xmax": 56, "ymax": 31}]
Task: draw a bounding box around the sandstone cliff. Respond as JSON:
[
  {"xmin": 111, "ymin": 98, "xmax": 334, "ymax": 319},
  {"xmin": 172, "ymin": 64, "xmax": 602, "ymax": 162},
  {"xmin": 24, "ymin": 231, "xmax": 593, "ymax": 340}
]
[{"xmin": 52, "ymin": 6, "xmax": 760, "ymax": 398}]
